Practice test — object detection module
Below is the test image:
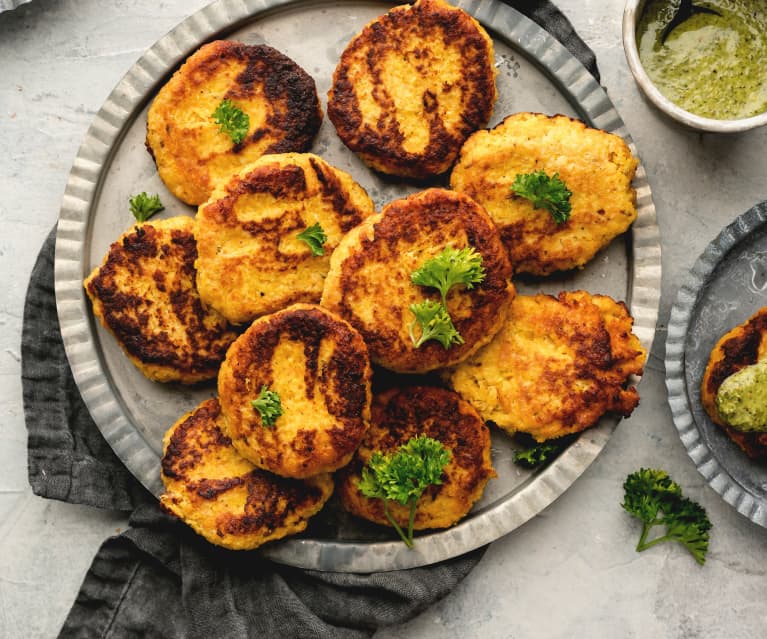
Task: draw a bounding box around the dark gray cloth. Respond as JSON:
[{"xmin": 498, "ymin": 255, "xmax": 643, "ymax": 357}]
[
  {"xmin": 515, "ymin": 0, "xmax": 600, "ymax": 80},
  {"xmin": 22, "ymin": 4, "xmax": 600, "ymax": 638},
  {"xmin": 23, "ymin": 227, "xmax": 148, "ymax": 511}
]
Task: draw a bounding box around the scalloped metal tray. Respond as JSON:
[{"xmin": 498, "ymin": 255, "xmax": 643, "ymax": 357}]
[
  {"xmin": 55, "ymin": 0, "xmax": 661, "ymax": 572},
  {"xmin": 666, "ymin": 201, "xmax": 767, "ymax": 528}
]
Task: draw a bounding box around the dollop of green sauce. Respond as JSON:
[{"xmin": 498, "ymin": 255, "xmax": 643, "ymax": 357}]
[
  {"xmin": 637, "ymin": 0, "xmax": 767, "ymax": 120},
  {"xmin": 715, "ymin": 359, "xmax": 767, "ymax": 432}
]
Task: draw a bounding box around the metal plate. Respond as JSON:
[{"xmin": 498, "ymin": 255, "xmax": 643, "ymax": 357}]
[
  {"xmin": 55, "ymin": 0, "xmax": 661, "ymax": 572},
  {"xmin": 666, "ymin": 202, "xmax": 767, "ymax": 529}
]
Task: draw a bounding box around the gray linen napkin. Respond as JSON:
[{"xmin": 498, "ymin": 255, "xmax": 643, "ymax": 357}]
[{"xmin": 22, "ymin": 4, "xmax": 600, "ymax": 637}]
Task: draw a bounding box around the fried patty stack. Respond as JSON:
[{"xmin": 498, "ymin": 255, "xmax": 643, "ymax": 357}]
[
  {"xmin": 195, "ymin": 152, "xmax": 375, "ymax": 325},
  {"xmin": 160, "ymin": 398, "xmax": 334, "ymax": 550},
  {"xmin": 321, "ymin": 188, "xmax": 514, "ymax": 373},
  {"xmin": 338, "ymin": 386, "xmax": 495, "ymax": 530},
  {"xmin": 701, "ymin": 307, "xmax": 767, "ymax": 460},
  {"xmin": 450, "ymin": 112, "xmax": 638, "ymax": 275},
  {"xmin": 84, "ymin": 216, "xmax": 238, "ymax": 384},
  {"xmin": 146, "ymin": 40, "xmax": 322, "ymax": 205},
  {"xmin": 446, "ymin": 291, "xmax": 646, "ymax": 442},
  {"xmin": 217, "ymin": 304, "xmax": 373, "ymax": 479},
  {"xmin": 327, "ymin": 0, "xmax": 496, "ymax": 178},
  {"xmin": 88, "ymin": 6, "xmax": 649, "ymax": 551}
]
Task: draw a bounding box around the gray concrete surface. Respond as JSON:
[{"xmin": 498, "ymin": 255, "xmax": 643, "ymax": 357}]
[{"xmin": 1, "ymin": 1, "xmax": 766, "ymax": 637}]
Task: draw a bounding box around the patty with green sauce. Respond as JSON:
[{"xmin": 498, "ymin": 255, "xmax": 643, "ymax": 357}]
[
  {"xmin": 716, "ymin": 359, "xmax": 767, "ymax": 432},
  {"xmin": 701, "ymin": 306, "xmax": 767, "ymax": 461}
]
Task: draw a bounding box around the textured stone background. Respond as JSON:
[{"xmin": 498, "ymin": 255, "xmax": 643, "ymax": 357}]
[{"xmin": 1, "ymin": 1, "xmax": 766, "ymax": 637}]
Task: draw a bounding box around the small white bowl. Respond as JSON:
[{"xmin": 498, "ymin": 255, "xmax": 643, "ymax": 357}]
[{"xmin": 622, "ymin": 0, "xmax": 767, "ymax": 133}]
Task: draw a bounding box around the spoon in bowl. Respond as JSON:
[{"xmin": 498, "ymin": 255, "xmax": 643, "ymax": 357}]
[{"xmin": 660, "ymin": 0, "xmax": 722, "ymax": 43}]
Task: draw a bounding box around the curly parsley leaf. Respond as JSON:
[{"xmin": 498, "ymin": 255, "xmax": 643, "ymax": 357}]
[
  {"xmin": 250, "ymin": 385, "xmax": 283, "ymax": 427},
  {"xmin": 411, "ymin": 246, "xmax": 485, "ymax": 307},
  {"xmin": 510, "ymin": 170, "xmax": 572, "ymax": 224},
  {"xmin": 212, "ymin": 98, "xmax": 250, "ymax": 145},
  {"xmin": 129, "ymin": 192, "xmax": 164, "ymax": 222},
  {"xmin": 408, "ymin": 300, "xmax": 464, "ymax": 350},
  {"xmin": 296, "ymin": 222, "xmax": 328, "ymax": 256},
  {"xmin": 622, "ymin": 468, "xmax": 711, "ymax": 565},
  {"xmin": 358, "ymin": 435, "xmax": 451, "ymax": 547}
]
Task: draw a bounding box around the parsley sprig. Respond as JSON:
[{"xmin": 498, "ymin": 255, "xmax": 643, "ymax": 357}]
[
  {"xmin": 622, "ymin": 468, "xmax": 712, "ymax": 565},
  {"xmin": 408, "ymin": 246, "xmax": 485, "ymax": 350},
  {"xmin": 296, "ymin": 222, "xmax": 328, "ymax": 256},
  {"xmin": 512, "ymin": 433, "xmax": 577, "ymax": 469},
  {"xmin": 129, "ymin": 192, "xmax": 164, "ymax": 222},
  {"xmin": 212, "ymin": 98, "xmax": 250, "ymax": 145},
  {"xmin": 250, "ymin": 385, "xmax": 283, "ymax": 427},
  {"xmin": 408, "ymin": 300, "xmax": 464, "ymax": 350},
  {"xmin": 358, "ymin": 435, "xmax": 451, "ymax": 548},
  {"xmin": 410, "ymin": 246, "xmax": 486, "ymax": 307},
  {"xmin": 511, "ymin": 170, "xmax": 572, "ymax": 224}
]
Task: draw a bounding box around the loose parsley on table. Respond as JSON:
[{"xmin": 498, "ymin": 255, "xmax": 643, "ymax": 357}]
[
  {"xmin": 129, "ymin": 192, "xmax": 164, "ymax": 222},
  {"xmin": 510, "ymin": 170, "xmax": 572, "ymax": 224},
  {"xmin": 212, "ymin": 98, "xmax": 250, "ymax": 145},
  {"xmin": 408, "ymin": 300, "xmax": 464, "ymax": 350},
  {"xmin": 357, "ymin": 435, "xmax": 451, "ymax": 548},
  {"xmin": 250, "ymin": 385, "xmax": 283, "ymax": 427},
  {"xmin": 621, "ymin": 468, "xmax": 712, "ymax": 565},
  {"xmin": 296, "ymin": 222, "xmax": 328, "ymax": 256}
]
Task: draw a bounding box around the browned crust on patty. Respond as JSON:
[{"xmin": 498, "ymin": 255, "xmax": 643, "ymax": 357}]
[
  {"xmin": 701, "ymin": 307, "xmax": 767, "ymax": 461},
  {"xmin": 195, "ymin": 153, "xmax": 375, "ymax": 325},
  {"xmin": 321, "ymin": 188, "xmax": 514, "ymax": 373},
  {"xmin": 450, "ymin": 112, "xmax": 638, "ymax": 275},
  {"xmin": 160, "ymin": 398, "xmax": 333, "ymax": 550},
  {"xmin": 83, "ymin": 217, "xmax": 238, "ymax": 384},
  {"xmin": 446, "ymin": 291, "xmax": 646, "ymax": 442},
  {"xmin": 338, "ymin": 386, "xmax": 495, "ymax": 531},
  {"xmin": 217, "ymin": 304, "xmax": 372, "ymax": 478},
  {"xmin": 146, "ymin": 40, "xmax": 322, "ymax": 205},
  {"xmin": 327, "ymin": 0, "xmax": 496, "ymax": 179}
]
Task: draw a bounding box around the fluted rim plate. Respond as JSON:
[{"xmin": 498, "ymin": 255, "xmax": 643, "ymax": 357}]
[
  {"xmin": 666, "ymin": 202, "xmax": 767, "ymax": 528},
  {"xmin": 55, "ymin": 0, "xmax": 661, "ymax": 572}
]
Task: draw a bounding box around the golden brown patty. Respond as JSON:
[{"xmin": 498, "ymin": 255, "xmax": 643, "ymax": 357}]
[
  {"xmin": 446, "ymin": 291, "xmax": 646, "ymax": 442},
  {"xmin": 83, "ymin": 216, "xmax": 238, "ymax": 384},
  {"xmin": 321, "ymin": 188, "xmax": 514, "ymax": 373},
  {"xmin": 160, "ymin": 398, "xmax": 333, "ymax": 550},
  {"xmin": 217, "ymin": 304, "xmax": 372, "ymax": 478},
  {"xmin": 195, "ymin": 152, "xmax": 375, "ymax": 325},
  {"xmin": 701, "ymin": 307, "xmax": 767, "ymax": 461},
  {"xmin": 338, "ymin": 386, "xmax": 495, "ymax": 531},
  {"xmin": 450, "ymin": 112, "xmax": 639, "ymax": 275},
  {"xmin": 146, "ymin": 40, "xmax": 322, "ymax": 205},
  {"xmin": 327, "ymin": 0, "xmax": 496, "ymax": 179}
]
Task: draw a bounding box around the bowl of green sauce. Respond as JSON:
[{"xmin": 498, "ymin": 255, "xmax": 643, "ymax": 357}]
[{"xmin": 623, "ymin": 0, "xmax": 767, "ymax": 132}]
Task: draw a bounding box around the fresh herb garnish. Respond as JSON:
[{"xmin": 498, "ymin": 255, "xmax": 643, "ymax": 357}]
[
  {"xmin": 250, "ymin": 385, "xmax": 283, "ymax": 427},
  {"xmin": 296, "ymin": 222, "xmax": 328, "ymax": 256},
  {"xmin": 510, "ymin": 170, "xmax": 572, "ymax": 224},
  {"xmin": 411, "ymin": 246, "xmax": 486, "ymax": 307},
  {"xmin": 408, "ymin": 300, "xmax": 464, "ymax": 350},
  {"xmin": 129, "ymin": 192, "xmax": 164, "ymax": 222},
  {"xmin": 622, "ymin": 468, "xmax": 712, "ymax": 565},
  {"xmin": 358, "ymin": 435, "xmax": 451, "ymax": 548},
  {"xmin": 513, "ymin": 441, "xmax": 561, "ymax": 469},
  {"xmin": 212, "ymin": 98, "xmax": 250, "ymax": 145},
  {"xmin": 512, "ymin": 433, "xmax": 577, "ymax": 469},
  {"xmin": 408, "ymin": 246, "xmax": 484, "ymax": 350}
]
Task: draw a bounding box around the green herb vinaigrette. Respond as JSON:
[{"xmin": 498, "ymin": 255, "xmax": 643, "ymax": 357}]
[{"xmin": 637, "ymin": 0, "xmax": 767, "ymax": 119}]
